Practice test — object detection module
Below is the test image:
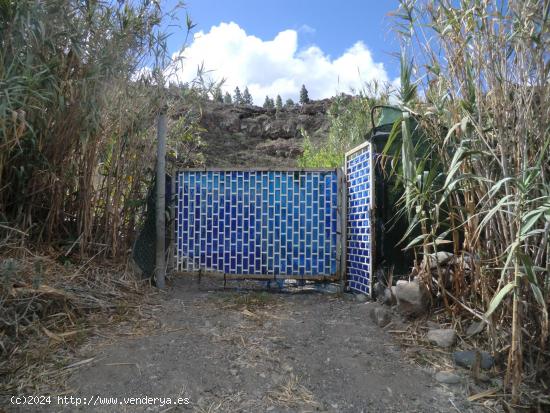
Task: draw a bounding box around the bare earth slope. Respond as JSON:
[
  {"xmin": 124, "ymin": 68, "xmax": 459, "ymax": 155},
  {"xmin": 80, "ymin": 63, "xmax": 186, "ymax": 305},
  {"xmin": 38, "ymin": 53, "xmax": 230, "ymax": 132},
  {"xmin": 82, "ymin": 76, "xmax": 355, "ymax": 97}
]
[
  {"xmin": 24, "ymin": 275, "xmax": 474, "ymax": 413},
  {"xmin": 196, "ymin": 101, "xmax": 331, "ymax": 168}
]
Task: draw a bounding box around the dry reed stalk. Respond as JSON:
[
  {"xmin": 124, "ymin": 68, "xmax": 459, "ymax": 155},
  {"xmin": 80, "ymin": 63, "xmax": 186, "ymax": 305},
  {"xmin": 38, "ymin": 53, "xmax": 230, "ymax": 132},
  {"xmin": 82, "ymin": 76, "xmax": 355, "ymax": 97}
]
[
  {"xmin": 388, "ymin": 0, "xmax": 549, "ymax": 403},
  {"xmin": 0, "ymin": 1, "xmax": 204, "ymax": 259}
]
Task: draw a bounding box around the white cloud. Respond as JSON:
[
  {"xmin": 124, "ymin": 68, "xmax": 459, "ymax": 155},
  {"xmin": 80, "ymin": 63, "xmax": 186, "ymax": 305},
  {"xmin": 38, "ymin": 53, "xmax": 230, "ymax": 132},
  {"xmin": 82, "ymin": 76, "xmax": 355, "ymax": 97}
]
[
  {"xmin": 170, "ymin": 22, "xmax": 390, "ymax": 104},
  {"xmin": 298, "ymin": 24, "xmax": 316, "ymax": 34}
]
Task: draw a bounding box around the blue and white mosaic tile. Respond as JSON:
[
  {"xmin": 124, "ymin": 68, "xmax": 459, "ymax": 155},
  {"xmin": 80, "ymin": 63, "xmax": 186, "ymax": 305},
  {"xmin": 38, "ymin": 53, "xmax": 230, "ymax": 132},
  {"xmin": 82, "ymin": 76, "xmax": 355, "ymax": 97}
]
[
  {"xmin": 346, "ymin": 145, "xmax": 373, "ymax": 294},
  {"xmin": 175, "ymin": 170, "xmax": 338, "ymax": 276}
]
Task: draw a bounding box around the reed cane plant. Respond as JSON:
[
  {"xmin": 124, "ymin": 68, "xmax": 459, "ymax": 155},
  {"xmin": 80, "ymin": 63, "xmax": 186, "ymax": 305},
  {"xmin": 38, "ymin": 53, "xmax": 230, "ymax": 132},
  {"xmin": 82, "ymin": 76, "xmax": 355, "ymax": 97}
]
[
  {"xmin": 385, "ymin": 0, "xmax": 549, "ymax": 403},
  {"xmin": 0, "ymin": 0, "xmax": 201, "ymax": 257}
]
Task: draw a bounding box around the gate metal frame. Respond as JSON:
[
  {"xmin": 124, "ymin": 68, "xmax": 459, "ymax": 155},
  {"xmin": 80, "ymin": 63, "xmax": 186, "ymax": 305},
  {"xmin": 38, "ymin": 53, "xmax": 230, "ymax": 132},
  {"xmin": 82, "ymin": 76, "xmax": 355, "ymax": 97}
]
[
  {"xmin": 174, "ymin": 167, "xmax": 343, "ymax": 282},
  {"xmin": 344, "ymin": 141, "xmax": 375, "ymax": 297},
  {"xmin": 172, "ymin": 155, "xmax": 376, "ymax": 294}
]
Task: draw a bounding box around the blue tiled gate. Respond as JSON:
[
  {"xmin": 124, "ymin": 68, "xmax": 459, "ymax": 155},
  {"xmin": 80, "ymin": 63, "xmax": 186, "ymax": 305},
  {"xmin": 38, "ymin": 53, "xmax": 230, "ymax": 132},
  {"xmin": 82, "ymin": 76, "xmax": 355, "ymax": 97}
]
[
  {"xmin": 345, "ymin": 142, "xmax": 374, "ymax": 295},
  {"xmin": 175, "ymin": 169, "xmax": 339, "ymax": 278}
]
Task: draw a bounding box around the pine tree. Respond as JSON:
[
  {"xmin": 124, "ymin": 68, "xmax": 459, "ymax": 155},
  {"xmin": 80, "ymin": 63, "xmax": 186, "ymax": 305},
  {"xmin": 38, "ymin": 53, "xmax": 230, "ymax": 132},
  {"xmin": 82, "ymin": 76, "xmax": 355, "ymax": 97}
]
[
  {"xmin": 233, "ymin": 86, "xmax": 242, "ymax": 104},
  {"xmin": 275, "ymin": 95, "xmax": 282, "ymax": 111},
  {"xmin": 223, "ymin": 92, "xmax": 232, "ymax": 104},
  {"xmin": 299, "ymin": 84, "xmax": 309, "ymax": 105},
  {"xmin": 242, "ymin": 87, "xmax": 253, "ymax": 105},
  {"xmin": 213, "ymin": 87, "xmax": 223, "ymax": 103},
  {"xmin": 284, "ymin": 98, "xmax": 295, "ymax": 108},
  {"xmin": 263, "ymin": 95, "xmax": 274, "ymax": 110}
]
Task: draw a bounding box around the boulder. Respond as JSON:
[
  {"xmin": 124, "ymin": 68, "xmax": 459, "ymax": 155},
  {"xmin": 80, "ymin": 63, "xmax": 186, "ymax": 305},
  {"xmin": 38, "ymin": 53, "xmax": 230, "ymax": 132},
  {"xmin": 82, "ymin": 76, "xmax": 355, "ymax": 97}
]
[
  {"xmin": 219, "ymin": 114, "xmax": 241, "ymax": 133},
  {"xmin": 256, "ymin": 139, "xmax": 302, "ymax": 158},
  {"xmin": 263, "ymin": 119, "xmax": 298, "ymax": 139},
  {"xmin": 240, "ymin": 119, "xmax": 263, "ymax": 136},
  {"xmin": 370, "ymin": 306, "xmax": 392, "ymax": 327},
  {"xmin": 427, "ymin": 329, "xmax": 457, "ymax": 348},
  {"xmin": 355, "ymin": 293, "xmax": 367, "ymax": 303},
  {"xmin": 193, "ymin": 97, "xmax": 332, "ymax": 167},
  {"xmin": 460, "ymin": 252, "xmax": 480, "ymax": 271},
  {"xmin": 426, "ymin": 251, "xmax": 455, "ymax": 269},
  {"xmin": 453, "ymin": 350, "xmax": 494, "ymax": 370},
  {"xmin": 395, "ymin": 280, "xmax": 430, "ymax": 316},
  {"xmin": 301, "ymin": 101, "xmax": 328, "ymax": 115},
  {"xmin": 297, "ymin": 114, "xmax": 313, "ymax": 127}
]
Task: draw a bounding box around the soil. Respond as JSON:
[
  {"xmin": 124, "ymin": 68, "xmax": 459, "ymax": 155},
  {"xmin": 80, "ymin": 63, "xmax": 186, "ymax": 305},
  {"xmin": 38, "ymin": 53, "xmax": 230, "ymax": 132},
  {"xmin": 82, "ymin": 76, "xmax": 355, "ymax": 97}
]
[
  {"xmin": 15, "ymin": 275, "xmax": 475, "ymax": 412},
  {"xmin": 201, "ymin": 131, "xmax": 302, "ymax": 169}
]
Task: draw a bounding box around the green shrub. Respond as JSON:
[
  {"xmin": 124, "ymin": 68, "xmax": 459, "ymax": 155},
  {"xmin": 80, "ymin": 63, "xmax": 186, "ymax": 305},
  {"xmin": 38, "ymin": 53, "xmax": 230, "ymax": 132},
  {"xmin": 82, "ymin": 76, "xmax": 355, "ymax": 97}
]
[{"xmin": 298, "ymin": 90, "xmax": 388, "ymax": 168}]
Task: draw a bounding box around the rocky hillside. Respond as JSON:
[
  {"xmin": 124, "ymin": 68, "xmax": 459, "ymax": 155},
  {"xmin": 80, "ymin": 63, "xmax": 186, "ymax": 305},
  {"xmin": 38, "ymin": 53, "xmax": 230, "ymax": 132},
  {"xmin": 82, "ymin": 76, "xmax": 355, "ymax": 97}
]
[{"xmin": 196, "ymin": 100, "xmax": 332, "ymax": 168}]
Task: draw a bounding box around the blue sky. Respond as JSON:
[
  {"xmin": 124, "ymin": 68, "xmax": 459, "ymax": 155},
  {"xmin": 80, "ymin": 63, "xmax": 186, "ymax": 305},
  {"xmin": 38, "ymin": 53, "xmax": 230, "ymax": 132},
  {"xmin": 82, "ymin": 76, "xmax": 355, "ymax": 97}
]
[{"xmin": 163, "ymin": 0, "xmax": 401, "ymax": 103}]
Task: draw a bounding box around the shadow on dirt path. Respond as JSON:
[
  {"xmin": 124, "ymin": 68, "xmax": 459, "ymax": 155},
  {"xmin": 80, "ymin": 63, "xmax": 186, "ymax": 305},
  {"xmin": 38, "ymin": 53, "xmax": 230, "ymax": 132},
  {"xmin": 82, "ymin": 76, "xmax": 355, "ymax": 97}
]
[{"xmin": 28, "ymin": 275, "xmax": 473, "ymax": 412}]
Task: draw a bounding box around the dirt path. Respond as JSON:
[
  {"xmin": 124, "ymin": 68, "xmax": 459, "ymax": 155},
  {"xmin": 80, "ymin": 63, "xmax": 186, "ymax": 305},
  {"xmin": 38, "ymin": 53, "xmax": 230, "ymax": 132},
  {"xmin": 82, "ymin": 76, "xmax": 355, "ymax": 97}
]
[{"xmin": 30, "ymin": 276, "xmax": 472, "ymax": 412}]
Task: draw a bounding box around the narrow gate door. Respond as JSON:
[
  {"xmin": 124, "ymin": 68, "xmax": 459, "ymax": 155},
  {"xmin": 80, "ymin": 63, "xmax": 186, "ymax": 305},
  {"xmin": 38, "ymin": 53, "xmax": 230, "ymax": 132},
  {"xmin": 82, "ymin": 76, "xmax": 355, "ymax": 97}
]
[{"xmin": 345, "ymin": 142, "xmax": 374, "ymax": 295}]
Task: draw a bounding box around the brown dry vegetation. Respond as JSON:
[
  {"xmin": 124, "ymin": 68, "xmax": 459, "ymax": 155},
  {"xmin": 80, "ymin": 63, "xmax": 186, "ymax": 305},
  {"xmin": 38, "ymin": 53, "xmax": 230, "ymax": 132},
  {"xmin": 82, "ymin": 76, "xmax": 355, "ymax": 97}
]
[
  {"xmin": 0, "ymin": 0, "xmax": 202, "ymax": 395},
  {"xmin": 0, "ymin": 0, "xmax": 204, "ymax": 257},
  {"xmin": 0, "ymin": 251, "xmax": 154, "ymax": 394},
  {"xmin": 385, "ymin": 0, "xmax": 549, "ymax": 406}
]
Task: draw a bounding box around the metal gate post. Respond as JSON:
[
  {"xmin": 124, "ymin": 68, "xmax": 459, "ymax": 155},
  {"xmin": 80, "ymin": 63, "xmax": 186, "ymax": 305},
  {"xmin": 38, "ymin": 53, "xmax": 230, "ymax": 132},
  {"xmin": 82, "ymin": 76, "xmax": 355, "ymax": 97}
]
[
  {"xmin": 369, "ymin": 147, "xmax": 375, "ymax": 299},
  {"xmin": 336, "ymin": 168, "xmax": 341, "ymax": 282},
  {"xmin": 155, "ymin": 112, "xmax": 167, "ymax": 289},
  {"xmin": 338, "ymin": 167, "xmax": 348, "ymax": 292}
]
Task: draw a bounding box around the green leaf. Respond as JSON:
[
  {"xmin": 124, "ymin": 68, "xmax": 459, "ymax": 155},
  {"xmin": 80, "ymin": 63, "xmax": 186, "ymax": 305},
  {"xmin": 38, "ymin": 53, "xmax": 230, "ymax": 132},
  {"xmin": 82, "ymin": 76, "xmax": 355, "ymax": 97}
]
[
  {"xmin": 476, "ymin": 194, "xmax": 514, "ymax": 238},
  {"xmin": 486, "ymin": 177, "xmax": 514, "ymax": 199},
  {"xmin": 404, "ymin": 233, "xmax": 429, "ymax": 250},
  {"xmin": 485, "ymin": 282, "xmax": 515, "ymax": 317},
  {"xmin": 442, "ymin": 121, "xmax": 462, "ymax": 145},
  {"xmin": 530, "ymin": 284, "xmax": 546, "ymax": 309},
  {"xmin": 520, "ymin": 210, "xmax": 543, "ymax": 237},
  {"xmin": 495, "ymin": 240, "xmax": 521, "ymax": 285},
  {"xmin": 519, "ymin": 229, "xmax": 546, "ymax": 242},
  {"xmin": 518, "ymin": 252, "xmax": 537, "ymax": 285}
]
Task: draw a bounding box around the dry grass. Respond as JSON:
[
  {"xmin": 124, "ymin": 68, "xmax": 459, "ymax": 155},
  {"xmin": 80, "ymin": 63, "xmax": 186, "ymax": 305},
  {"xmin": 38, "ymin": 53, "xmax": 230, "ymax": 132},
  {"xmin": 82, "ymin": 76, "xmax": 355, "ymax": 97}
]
[
  {"xmin": 0, "ymin": 251, "xmax": 154, "ymax": 395},
  {"xmin": 216, "ymin": 291, "xmax": 279, "ymax": 311}
]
